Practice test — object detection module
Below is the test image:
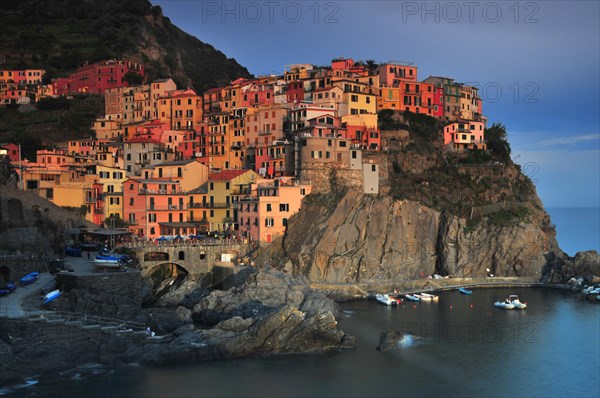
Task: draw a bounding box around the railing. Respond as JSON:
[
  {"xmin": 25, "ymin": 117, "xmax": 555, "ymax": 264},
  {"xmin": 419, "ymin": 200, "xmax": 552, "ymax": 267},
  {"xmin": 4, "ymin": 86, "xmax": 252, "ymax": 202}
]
[{"xmin": 187, "ymin": 202, "xmax": 230, "ymax": 209}]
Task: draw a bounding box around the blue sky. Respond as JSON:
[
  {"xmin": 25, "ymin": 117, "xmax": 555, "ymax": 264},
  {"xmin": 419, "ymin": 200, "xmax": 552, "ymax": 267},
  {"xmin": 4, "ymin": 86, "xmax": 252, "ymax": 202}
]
[{"xmin": 154, "ymin": 0, "xmax": 599, "ymax": 208}]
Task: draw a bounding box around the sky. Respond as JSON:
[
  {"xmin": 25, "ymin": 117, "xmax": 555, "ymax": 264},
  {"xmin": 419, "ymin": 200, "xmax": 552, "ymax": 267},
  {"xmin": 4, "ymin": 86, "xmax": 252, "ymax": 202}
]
[{"xmin": 154, "ymin": 0, "xmax": 599, "ymax": 208}]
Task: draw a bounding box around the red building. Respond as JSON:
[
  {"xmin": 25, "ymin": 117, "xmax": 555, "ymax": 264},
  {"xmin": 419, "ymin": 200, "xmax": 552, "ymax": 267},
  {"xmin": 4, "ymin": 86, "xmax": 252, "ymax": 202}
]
[
  {"xmin": 53, "ymin": 59, "xmax": 144, "ymax": 96},
  {"xmin": 0, "ymin": 143, "xmax": 20, "ymax": 162}
]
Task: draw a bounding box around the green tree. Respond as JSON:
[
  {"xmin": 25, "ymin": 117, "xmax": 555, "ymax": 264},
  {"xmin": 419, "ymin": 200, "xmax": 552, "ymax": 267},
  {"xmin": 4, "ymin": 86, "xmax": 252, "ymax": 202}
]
[
  {"xmin": 484, "ymin": 123, "xmax": 512, "ymax": 164},
  {"xmin": 124, "ymin": 71, "xmax": 143, "ymax": 85}
]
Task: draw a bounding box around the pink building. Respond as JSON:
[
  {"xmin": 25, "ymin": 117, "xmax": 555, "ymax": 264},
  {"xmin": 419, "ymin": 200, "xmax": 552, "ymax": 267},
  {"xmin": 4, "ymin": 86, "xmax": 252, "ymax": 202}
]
[
  {"xmin": 122, "ymin": 178, "xmax": 194, "ymax": 239},
  {"xmin": 0, "ymin": 143, "xmax": 20, "ymax": 162},
  {"xmin": 376, "ymin": 62, "xmax": 418, "ymax": 86},
  {"xmin": 52, "ymin": 59, "xmax": 144, "ymax": 96},
  {"xmin": 237, "ymin": 177, "xmax": 311, "ymax": 243},
  {"xmin": 443, "ymin": 120, "xmax": 486, "ymax": 150}
]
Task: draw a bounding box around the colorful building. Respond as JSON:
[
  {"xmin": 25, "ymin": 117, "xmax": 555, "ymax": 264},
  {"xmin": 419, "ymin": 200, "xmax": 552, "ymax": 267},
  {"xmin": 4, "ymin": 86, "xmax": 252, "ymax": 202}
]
[
  {"xmin": 443, "ymin": 120, "xmax": 486, "ymax": 150},
  {"xmin": 237, "ymin": 177, "xmax": 311, "ymax": 243},
  {"xmin": 52, "ymin": 59, "xmax": 144, "ymax": 96}
]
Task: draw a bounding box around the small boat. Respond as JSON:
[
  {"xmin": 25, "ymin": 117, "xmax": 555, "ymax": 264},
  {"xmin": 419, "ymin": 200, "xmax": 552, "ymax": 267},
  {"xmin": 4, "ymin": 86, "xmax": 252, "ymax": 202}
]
[
  {"xmin": 405, "ymin": 294, "xmax": 420, "ymax": 302},
  {"xmin": 376, "ymin": 294, "xmax": 398, "ymax": 306},
  {"xmin": 42, "ymin": 289, "xmax": 61, "ymax": 304},
  {"xmin": 414, "ymin": 293, "xmax": 432, "ymax": 301},
  {"xmin": 91, "ymin": 254, "xmax": 124, "ymax": 268},
  {"xmin": 508, "ymin": 294, "xmax": 527, "ymax": 309},
  {"xmin": 494, "ymin": 300, "xmax": 515, "ymax": 310},
  {"xmin": 0, "ymin": 281, "xmax": 16, "ymax": 296},
  {"xmin": 19, "ymin": 272, "xmax": 39, "ymax": 286},
  {"xmin": 80, "ymin": 242, "xmax": 99, "ymax": 251},
  {"xmin": 65, "ymin": 246, "xmax": 82, "ymax": 257},
  {"xmin": 419, "ymin": 293, "xmax": 439, "ymax": 301},
  {"xmin": 458, "ymin": 287, "xmax": 473, "ymax": 295}
]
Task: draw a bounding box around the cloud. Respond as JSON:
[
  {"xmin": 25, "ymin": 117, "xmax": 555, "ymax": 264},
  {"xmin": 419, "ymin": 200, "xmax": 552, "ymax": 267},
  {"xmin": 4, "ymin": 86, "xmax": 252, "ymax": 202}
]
[{"xmin": 538, "ymin": 133, "xmax": 600, "ymax": 146}]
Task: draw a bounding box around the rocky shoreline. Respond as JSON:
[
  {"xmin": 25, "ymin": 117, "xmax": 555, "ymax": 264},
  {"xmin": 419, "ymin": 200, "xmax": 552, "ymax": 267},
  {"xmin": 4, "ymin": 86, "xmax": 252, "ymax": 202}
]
[
  {"xmin": 0, "ymin": 267, "xmax": 356, "ymax": 386},
  {"xmin": 2, "ymin": 249, "xmax": 599, "ymax": 386}
]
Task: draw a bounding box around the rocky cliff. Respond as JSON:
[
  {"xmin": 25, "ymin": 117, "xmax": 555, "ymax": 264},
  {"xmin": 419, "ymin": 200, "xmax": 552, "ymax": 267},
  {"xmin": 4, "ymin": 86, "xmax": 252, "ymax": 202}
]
[
  {"xmin": 256, "ymin": 116, "xmax": 596, "ymax": 284},
  {"xmin": 279, "ymin": 191, "xmax": 554, "ymax": 283}
]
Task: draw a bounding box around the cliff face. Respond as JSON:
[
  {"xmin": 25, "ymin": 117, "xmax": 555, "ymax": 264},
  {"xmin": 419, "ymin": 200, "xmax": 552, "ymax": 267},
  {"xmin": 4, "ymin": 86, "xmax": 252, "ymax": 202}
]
[{"xmin": 281, "ymin": 191, "xmax": 554, "ymax": 283}]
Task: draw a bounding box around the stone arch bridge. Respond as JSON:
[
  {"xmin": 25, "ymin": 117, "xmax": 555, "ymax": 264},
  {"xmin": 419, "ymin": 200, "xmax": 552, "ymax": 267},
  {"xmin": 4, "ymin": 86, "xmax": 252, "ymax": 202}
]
[{"xmin": 126, "ymin": 241, "xmax": 251, "ymax": 278}]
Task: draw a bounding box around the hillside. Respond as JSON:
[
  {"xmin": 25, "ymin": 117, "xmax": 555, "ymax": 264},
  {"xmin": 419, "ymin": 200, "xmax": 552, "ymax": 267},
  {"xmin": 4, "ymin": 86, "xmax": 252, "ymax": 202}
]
[
  {"xmin": 0, "ymin": 95, "xmax": 104, "ymax": 159},
  {"xmin": 0, "ymin": 0, "xmax": 251, "ymax": 92}
]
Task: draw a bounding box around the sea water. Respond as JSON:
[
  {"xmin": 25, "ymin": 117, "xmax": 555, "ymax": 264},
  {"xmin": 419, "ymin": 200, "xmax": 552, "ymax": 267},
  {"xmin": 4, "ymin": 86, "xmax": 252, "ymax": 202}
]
[{"xmin": 6, "ymin": 287, "xmax": 599, "ymax": 398}]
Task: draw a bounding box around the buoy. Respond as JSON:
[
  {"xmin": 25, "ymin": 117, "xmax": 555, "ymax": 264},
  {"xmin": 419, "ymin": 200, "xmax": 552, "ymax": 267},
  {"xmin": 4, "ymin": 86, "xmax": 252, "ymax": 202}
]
[
  {"xmin": 449, "ymin": 305, "xmax": 453, "ymax": 309},
  {"xmin": 413, "ymin": 305, "xmax": 416, "ymax": 309},
  {"xmin": 470, "ymin": 304, "xmax": 474, "ymax": 308}
]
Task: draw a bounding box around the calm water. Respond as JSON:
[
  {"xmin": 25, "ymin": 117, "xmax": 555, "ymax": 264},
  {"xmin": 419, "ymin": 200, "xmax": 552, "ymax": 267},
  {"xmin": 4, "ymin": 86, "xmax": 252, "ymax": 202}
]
[
  {"xmin": 547, "ymin": 207, "xmax": 600, "ymax": 256},
  {"xmin": 5, "ymin": 287, "xmax": 599, "ymax": 398}
]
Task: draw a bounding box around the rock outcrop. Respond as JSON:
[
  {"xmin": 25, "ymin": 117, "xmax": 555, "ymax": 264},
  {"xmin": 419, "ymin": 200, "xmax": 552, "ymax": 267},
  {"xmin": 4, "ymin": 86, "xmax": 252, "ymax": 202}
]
[
  {"xmin": 542, "ymin": 250, "xmax": 600, "ymax": 284},
  {"xmin": 279, "ymin": 191, "xmax": 555, "ymax": 284},
  {"xmin": 0, "ymin": 267, "xmax": 355, "ymax": 385}
]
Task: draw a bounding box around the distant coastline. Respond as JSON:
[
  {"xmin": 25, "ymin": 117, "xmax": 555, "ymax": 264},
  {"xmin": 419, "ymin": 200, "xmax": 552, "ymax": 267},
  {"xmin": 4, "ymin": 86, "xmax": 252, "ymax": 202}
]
[{"xmin": 546, "ymin": 207, "xmax": 600, "ymax": 256}]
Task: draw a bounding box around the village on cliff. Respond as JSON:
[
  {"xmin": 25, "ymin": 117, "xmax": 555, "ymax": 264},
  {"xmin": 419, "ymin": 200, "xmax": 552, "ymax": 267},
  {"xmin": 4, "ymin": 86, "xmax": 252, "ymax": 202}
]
[{"xmin": 0, "ymin": 58, "xmax": 487, "ymax": 244}]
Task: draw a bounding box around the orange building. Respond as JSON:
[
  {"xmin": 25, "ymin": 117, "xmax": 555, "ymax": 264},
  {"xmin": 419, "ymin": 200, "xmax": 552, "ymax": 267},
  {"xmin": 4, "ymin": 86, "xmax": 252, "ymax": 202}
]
[{"xmin": 237, "ymin": 177, "xmax": 311, "ymax": 243}]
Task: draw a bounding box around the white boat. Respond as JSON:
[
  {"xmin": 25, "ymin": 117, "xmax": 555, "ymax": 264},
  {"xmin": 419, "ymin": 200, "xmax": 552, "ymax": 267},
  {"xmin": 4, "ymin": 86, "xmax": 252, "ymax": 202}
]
[
  {"xmin": 419, "ymin": 293, "xmax": 439, "ymax": 301},
  {"xmin": 90, "ymin": 256, "xmax": 123, "ymax": 268},
  {"xmin": 508, "ymin": 294, "xmax": 527, "ymax": 309},
  {"xmin": 376, "ymin": 294, "xmax": 398, "ymax": 306},
  {"xmin": 414, "ymin": 293, "xmax": 432, "ymax": 301},
  {"xmin": 494, "ymin": 300, "xmax": 515, "ymax": 310}
]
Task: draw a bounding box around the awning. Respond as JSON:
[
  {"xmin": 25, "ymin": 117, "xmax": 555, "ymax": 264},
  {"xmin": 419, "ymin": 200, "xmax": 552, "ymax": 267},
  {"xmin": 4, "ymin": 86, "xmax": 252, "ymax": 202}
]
[
  {"xmin": 87, "ymin": 228, "xmax": 133, "ymax": 236},
  {"xmin": 158, "ymin": 222, "xmax": 199, "ymax": 228}
]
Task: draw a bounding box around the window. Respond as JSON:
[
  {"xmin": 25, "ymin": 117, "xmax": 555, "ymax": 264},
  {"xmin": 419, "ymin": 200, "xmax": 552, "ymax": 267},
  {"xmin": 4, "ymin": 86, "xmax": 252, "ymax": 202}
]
[
  {"xmin": 129, "ymin": 198, "xmax": 134, "ymax": 205},
  {"xmin": 265, "ymin": 218, "xmax": 274, "ymax": 227},
  {"xmin": 372, "ymin": 165, "xmax": 376, "ymax": 172},
  {"xmin": 279, "ymin": 203, "xmax": 289, "ymax": 212},
  {"xmin": 283, "ymin": 218, "xmax": 288, "ymax": 227},
  {"xmin": 266, "ymin": 203, "xmax": 272, "ymax": 212}
]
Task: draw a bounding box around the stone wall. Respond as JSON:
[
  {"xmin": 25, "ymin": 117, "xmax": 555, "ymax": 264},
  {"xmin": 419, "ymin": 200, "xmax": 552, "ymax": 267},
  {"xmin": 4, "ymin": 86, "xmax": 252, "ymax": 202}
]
[
  {"xmin": 55, "ymin": 271, "xmax": 151, "ymax": 319},
  {"xmin": 299, "ymin": 163, "xmax": 363, "ymax": 193}
]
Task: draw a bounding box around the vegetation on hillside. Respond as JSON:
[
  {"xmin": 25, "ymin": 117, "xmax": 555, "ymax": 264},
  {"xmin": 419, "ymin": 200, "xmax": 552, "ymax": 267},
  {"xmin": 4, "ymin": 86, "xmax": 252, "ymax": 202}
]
[
  {"xmin": 0, "ymin": 0, "xmax": 251, "ymax": 91},
  {"xmin": 382, "ymin": 111, "xmax": 537, "ymax": 223},
  {"xmin": 0, "ymin": 95, "xmax": 104, "ymax": 160}
]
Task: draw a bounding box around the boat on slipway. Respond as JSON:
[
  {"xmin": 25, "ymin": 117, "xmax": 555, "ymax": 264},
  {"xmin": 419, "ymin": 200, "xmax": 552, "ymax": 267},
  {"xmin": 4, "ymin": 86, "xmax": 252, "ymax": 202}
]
[
  {"xmin": 19, "ymin": 272, "xmax": 39, "ymax": 286},
  {"xmin": 90, "ymin": 255, "xmax": 124, "ymax": 268},
  {"xmin": 405, "ymin": 294, "xmax": 420, "ymax": 302},
  {"xmin": 458, "ymin": 287, "xmax": 473, "ymax": 295}
]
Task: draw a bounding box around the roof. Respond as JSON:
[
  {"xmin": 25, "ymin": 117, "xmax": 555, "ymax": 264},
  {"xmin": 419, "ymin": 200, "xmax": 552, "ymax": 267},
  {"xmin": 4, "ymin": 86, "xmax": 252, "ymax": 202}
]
[
  {"xmin": 155, "ymin": 159, "xmax": 195, "ymax": 167},
  {"xmin": 87, "ymin": 228, "xmax": 132, "ymax": 236},
  {"xmin": 125, "ymin": 138, "xmax": 162, "ymax": 145},
  {"xmin": 208, "ymin": 169, "xmax": 251, "ymax": 181},
  {"xmin": 187, "ymin": 182, "xmax": 208, "ymax": 194}
]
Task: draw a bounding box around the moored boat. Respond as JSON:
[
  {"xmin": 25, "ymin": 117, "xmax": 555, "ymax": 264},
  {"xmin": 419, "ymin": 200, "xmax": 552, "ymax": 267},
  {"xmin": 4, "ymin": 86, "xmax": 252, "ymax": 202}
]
[
  {"xmin": 494, "ymin": 300, "xmax": 515, "ymax": 310},
  {"xmin": 0, "ymin": 281, "xmax": 16, "ymax": 296},
  {"xmin": 19, "ymin": 272, "xmax": 39, "ymax": 286},
  {"xmin": 414, "ymin": 293, "xmax": 432, "ymax": 301},
  {"xmin": 508, "ymin": 294, "xmax": 527, "ymax": 309},
  {"xmin": 405, "ymin": 294, "xmax": 420, "ymax": 302},
  {"xmin": 42, "ymin": 289, "xmax": 61, "ymax": 304},
  {"xmin": 458, "ymin": 287, "xmax": 473, "ymax": 295},
  {"xmin": 419, "ymin": 293, "xmax": 439, "ymax": 301},
  {"xmin": 376, "ymin": 294, "xmax": 398, "ymax": 306},
  {"xmin": 65, "ymin": 246, "xmax": 82, "ymax": 257}
]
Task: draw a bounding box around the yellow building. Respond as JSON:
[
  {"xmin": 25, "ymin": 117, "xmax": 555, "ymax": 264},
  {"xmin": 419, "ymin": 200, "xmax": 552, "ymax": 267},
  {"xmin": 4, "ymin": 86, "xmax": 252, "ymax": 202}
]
[{"xmin": 187, "ymin": 169, "xmax": 260, "ymax": 232}]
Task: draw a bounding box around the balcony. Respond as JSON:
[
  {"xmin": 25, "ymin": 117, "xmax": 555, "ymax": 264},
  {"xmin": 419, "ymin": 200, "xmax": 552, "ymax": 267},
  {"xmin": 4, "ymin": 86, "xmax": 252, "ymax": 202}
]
[
  {"xmin": 188, "ymin": 202, "xmax": 230, "ymax": 209},
  {"xmin": 139, "ymin": 189, "xmax": 184, "ymax": 195}
]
